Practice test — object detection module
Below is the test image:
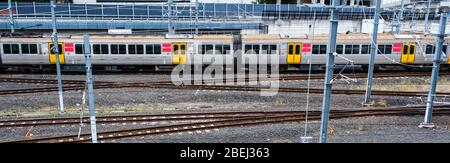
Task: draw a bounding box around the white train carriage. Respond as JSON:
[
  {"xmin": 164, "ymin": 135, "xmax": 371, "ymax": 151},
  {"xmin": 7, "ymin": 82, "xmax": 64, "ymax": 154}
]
[{"xmin": 1, "ymin": 33, "xmax": 449, "ymax": 72}]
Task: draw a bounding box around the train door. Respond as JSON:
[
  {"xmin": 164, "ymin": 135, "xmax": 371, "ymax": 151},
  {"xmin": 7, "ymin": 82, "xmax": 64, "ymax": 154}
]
[
  {"xmin": 287, "ymin": 42, "xmax": 301, "ymax": 64},
  {"xmin": 172, "ymin": 42, "xmax": 187, "ymax": 64},
  {"xmin": 48, "ymin": 42, "xmax": 65, "ymax": 64},
  {"xmin": 401, "ymin": 43, "xmax": 416, "ymax": 64}
]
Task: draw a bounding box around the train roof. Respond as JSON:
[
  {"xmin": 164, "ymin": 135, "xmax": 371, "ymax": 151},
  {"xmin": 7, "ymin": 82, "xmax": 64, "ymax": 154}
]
[{"xmin": 0, "ymin": 33, "xmax": 447, "ymax": 43}]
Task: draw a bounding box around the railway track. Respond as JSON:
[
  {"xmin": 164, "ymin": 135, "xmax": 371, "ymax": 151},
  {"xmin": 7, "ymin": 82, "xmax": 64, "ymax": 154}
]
[
  {"xmin": 0, "ymin": 111, "xmax": 305, "ymax": 128},
  {"xmin": 1, "ymin": 81, "xmax": 450, "ymax": 97},
  {"xmin": 5, "ymin": 107, "xmax": 450, "ymax": 143},
  {"xmin": 1, "ymin": 71, "xmax": 448, "ymax": 85},
  {"xmin": 3, "ymin": 104, "xmax": 446, "ymax": 128},
  {"xmin": 0, "ymin": 77, "xmax": 115, "ymax": 85},
  {"xmin": 1, "ymin": 71, "xmax": 450, "ymax": 96},
  {"xmin": 126, "ymin": 83, "xmax": 450, "ymax": 97}
]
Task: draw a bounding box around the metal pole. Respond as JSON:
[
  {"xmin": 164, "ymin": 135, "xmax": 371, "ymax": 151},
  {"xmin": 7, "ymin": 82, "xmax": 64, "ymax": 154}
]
[
  {"xmin": 363, "ymin": 0, "xmax": 381, "ymax": 104},
  {"xmin": 8, "ymin": 0, "xmax": 15, "ymax": 33},
  {"xmin": 51, "ymin": 0, "xmax": 65, "ymax": 114},
  {"xmin": 420, "ymin": 12, "xmax": 448, "ymax": 128},
  {"xmin": 33, "ymin": 1, "xmax": 37, "ymax": 18},
  {"xmin": 168, "ymin": 0, "xmax": 174, "ymax": 34},
  {"xmin": 68, "ymin": 2, "xmax": 71, "ymax": 18},
  {"xmin": 396, "ymin": 0, "xmax": 405, "ymax": 34},
  {"xmin": 132, "ymin": 3, "xmax": 135, "ymax": 19},
  {"xmin": 14, "ymin": 1, "xmax": 18, "ymax": 15},
  {"xmin": 101, "ymin": 4, "xmax": 104, "ymax": 19},
  {"xmin": 83, "ymin": 34, "xmax": 98, "ymax": 143},
  {"xmin": 424, "ymin": 0, "xmax": 432, "ymax": 33},
  {"xmin": 195, "ymin": 0, "xmax": 199, "ymax": 34},
  {"xmin": 85, "ymin": 2, "xmax": 88, "ymax": 19},
  {"xmin": 319, "ymin": 0, "xmax": 340, "ymax": 143}
]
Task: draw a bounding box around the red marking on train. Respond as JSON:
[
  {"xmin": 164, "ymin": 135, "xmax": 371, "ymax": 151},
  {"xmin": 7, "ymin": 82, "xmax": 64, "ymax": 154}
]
[
  {"xmin": 393, "ymin": 43, "xmax": 402, "ymax": 52},
  {"xmin": 162, "ymin": 43, "xmax": 172, "ymax": 52},
  {"xmin": 302, "ymin": 44, "xmax": 312, "ymax": 52},
  {"xmin": 0, "ymin": 10, "xmax": 16, "ymax": 16},
  {"xmin": 64, "ymin": 43, "xmax": 74, "ymax": 52}
]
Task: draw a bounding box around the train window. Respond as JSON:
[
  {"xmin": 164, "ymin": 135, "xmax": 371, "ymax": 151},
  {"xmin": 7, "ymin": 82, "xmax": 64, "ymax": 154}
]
[
  {"xmin": 199, "ymin": 45, "xmax": 213, "ymax": 55},
  {"xmin": 262, "ymin": 45, "xmax": 269, "ymax": 54},
  {"xmin": 319, "ymin": 45, "xmax": 327, "ymax": 54},
  {"xmin": 30, "ymin": 44, "xmax": 38, "ymax": 54},
  {"xmin": 224, "ymin": 45, "xmax": 231, "ymax": 55},
  {"xmin": 3, "ymin": 44, "xmax": 11, "ymax": 54},
  {"xmin": 377, "ymin": 45, "xmax": 384, "ymax": 54},
  {"xmin": 101, "ymin": 44, "xmax": 109, "ymax": 54},
  {"xmin": 384, "ymin": 45, "xmax": 392, "ymax": 54},
  {"xmin": 361, "ymin": 45, "xmax": 370, "ymax": 54},
  {"xmin": 205, "ymin": 45, "xmax": 213, "ymax": 54},
  {"xmin": 146, "ymin": 45, "xmax": 154, "ymax": 54},
  {"xmin": 426, "ymin": 45, "xmax": 434, "ymax": 54},
  {"xmin": 443, "ymin": 45, "xmax": 447, "ymax": 54},
  {"xmin": 119, "ymin": 45, "xmax": 127, "ymax": 54},
  {"xmin": 254, "ymin": 45, "xmax": 261, "ymax": 54},
  {"xmin": 154, "ymin": 44, "xmax": 161, "ymax": 54},
  {"xmin": 49, "ymin": 43, "xmax": 63, "ymax": 55},
  {"xmin": 11, "ymin": 44, "xmax": 20, "ymax": 54},
  {"xmin": 128, "ymin": 44, "xmax": 136, "ymax": 54},
  {"xmin": 336, "ymin": 45, "xmax": 343, "ymax": 54},
  {"xmin": 76, "ymin": 44, "xmax": 84, "ymax": 54},
  {"xmin": 352, "ymin": 45, "xmax": 360, "ymax": 54},
  {"xmin": 295, "ymin": 45, "xmax": 300, "ymax": 55},
  {"xmin": 289, "ymin": 45, "xmax": 295, "ymax": 54},
  {"xmin": 312, "ymin": 45, "xmax": 319, "ymax": 54},
  {"xmin": 111, "ymin": 44, "xmax": 119, "ymax": 54},
  {"xmin": 21, "ymin": 44, "xmax": 30, "ymax": 54},
  {"xmin": 173, "ymin": 44, "xmax": 179, "ymax": 54},
  {"xmin": 403, "ymin": 45, "xmax": 408, "ymax": 54},
  {"xmin": 410, "ymin": 45, "xmax": 416, "ymax": 54},
  {"xmin": 270, "ymin": 45, "xmax": 277, "ymax": 54},
  {"xmin": 216, "ymin": 45, "xmax": 230, "ymax": 55},
  {"xmin": 180, "ymin": 44, "xmax": 186, "ymax": 54},
  {"xmin": 344, "ymin": 45, "xmax": 352, "ymax": 54},
  {"xmin": 136, "ymin": 45, "xmax": 144, "ymax": 55},
  {"xmin": 93, "ymin": 44, "xmax": 101, "ymax": 54},
  {"xmin": 245, "ymin": 45, "xmax": 253, "ymax": 54}
]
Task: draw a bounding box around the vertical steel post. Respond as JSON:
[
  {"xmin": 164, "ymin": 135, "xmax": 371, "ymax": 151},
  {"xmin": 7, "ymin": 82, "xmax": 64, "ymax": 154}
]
[
  {"xmin": 195, "ymin": 0, "xmax": 199, "ymax": 34},
  {"xmin": 14, "ymin": 1, "xmax": 18, "ymax": 15},
  {"xmin": 33, "ymin": 1, "xmax": 37, "ymax": 18},
  {"xmin": 117, "ymin": 4, "xmax": 120, "ymax": 18},
  {"xmin": 319, "ymin": 0, "xmax": 340, "ymax": 143},
  {"xmin": 51, "ymin": 0, "xmax": 65, "ymax": 114},
  {"xmin": 226, "ymin": 3, "xmax": 228, "ymax": 17},
  {"xmin": 8, "ymin": 0, "xmax": 15, "ymax": 33},
  {"xmin": 85, "ymin": 2, "xmax": 88, "ymax": 18},
  {"xmin": 424, "ymin": 0, "xmax": 432, "ymax": 33},
  {"xmin": 168, "ymin": 0, "xmax": 174, "ymax": 34},
  {"xmin": 396, "ymin": 0, "xmax": 405, "ymax": 34},
  {"xmin": 83, "ymin": 34, "xmax": 98, "ymax": 143},
  {"xmin": 363, "ymin": 0, "xmax": 381, "ymax": 104},
  {"xmin": 420, "ymin": 12, "xmax": 448, "ymax": 128},
  {"xmin": 132, "ymin": 3, "xmax": 135, "ymax": 19},
  {"xmin": 101, "ymin": 4, "xmax": 104, "ymax": 19},
  {"xmin": 68, "ymin": 2, "xmax": 71, "ymax": 18}
]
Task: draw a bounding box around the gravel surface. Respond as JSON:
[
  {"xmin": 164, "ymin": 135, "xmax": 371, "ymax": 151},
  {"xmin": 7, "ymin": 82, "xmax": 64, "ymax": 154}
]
[{"xmin": 1, "ymin": 73, "xmax": 450, "ymax": 143}]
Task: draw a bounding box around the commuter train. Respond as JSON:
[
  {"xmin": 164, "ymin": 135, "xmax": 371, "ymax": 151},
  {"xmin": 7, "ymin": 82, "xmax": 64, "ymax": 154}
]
[{"xmin": 0, "ymin": 33, "xmax": 449, "ymax": 72}]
